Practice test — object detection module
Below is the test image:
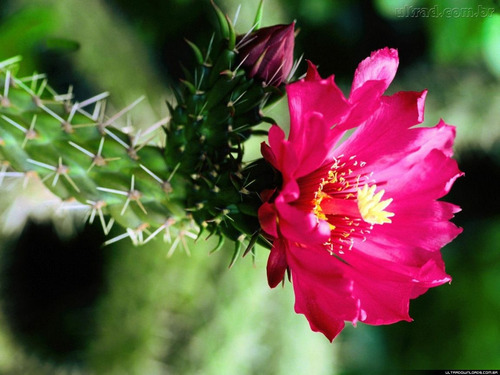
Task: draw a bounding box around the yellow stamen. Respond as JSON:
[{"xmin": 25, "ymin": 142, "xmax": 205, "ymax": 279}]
[{"xmin": 357, "ymin": 184, "xmax": 394, "ymax": 225}]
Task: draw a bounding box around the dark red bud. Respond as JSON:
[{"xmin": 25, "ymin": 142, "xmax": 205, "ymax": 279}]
[{"xmin": 236, "ymin": 23, "xmax": 295, "ymax": 86}]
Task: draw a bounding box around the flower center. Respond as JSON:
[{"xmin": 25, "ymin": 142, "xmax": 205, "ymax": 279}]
[
  {"xmin": 308, "ymin": 155, "xmax": 394, "ymax": 253},
  {"xmin": 356, "ymin": 184, "xmax": 394, "ymax": 225}
]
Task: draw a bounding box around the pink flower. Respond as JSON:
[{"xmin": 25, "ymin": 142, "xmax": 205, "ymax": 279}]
[{"xmin": 258, "ymin": 48, "xmax": 463, "ymax": 341}]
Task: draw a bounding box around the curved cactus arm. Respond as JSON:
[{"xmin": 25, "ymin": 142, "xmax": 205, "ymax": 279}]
[
  {"xmin": 0, "ymin": 57, "xmax": 193, "ymax": 248},
  {"xmin": 0, "ymin": 4, "xmax": 293, "ymax": 262}
]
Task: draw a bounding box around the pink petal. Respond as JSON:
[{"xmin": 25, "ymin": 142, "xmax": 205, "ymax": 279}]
[
  {"xmin": 286, "ymin": 244, "xmax": 357, "ymax": 341},
  {"xmin": 261, "ymin": 141, "xmax": 278, "ymax": 170},
  {"xmin": 304, "ymin": 60, "xmax": 322, "ymax": 81},
  {"xmin": 267, "ymin": 238, "xmax": 289, "ymax": 288},
  {"xmin": 383, "ymin": 149, "xmax": 463, "ymax": 201},
  {"xmin": 274, "ymin": 195, "xmax": 330, "ymax": 245},
  {"xmin": 289, "ymin": 111, "xmax": 338, "ymax": 177},
  {"xmin": 267, "ymin": 124, "xmax": 287, "ymax": 170},
  {"xmin": 258, "ymin": 202, "xmax": 278, "ymax": 238},
  {"xmin": 333, "ymin": 250, "xmax": 415, "ymax": 325},
  {"xmin": 341, "ymin": 80, "xmax": 387, "ymax": 130},
  {"xmin": 350, "ymin": 47, "xmax": 399, "ymax": 97},
  {"xmin": 286, "ymin": 64, "xmax": 350, "ymax": 145},
  {"xmin": 335, "ymin": 90, "xmax": 428, "ymax": 162}
]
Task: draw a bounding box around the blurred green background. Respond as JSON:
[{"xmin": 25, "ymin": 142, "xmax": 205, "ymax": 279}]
[{"xmin": 0, "ymin": 0, "xmax": 499, "ymax": 374}]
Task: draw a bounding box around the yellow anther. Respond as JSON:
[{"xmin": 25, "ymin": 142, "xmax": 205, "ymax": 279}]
[{"xmin": 357, "ymin": 184, "xmax": 394, "ymax": 225}]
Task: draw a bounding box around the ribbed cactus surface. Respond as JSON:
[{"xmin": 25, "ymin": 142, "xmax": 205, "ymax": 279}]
[
  {"xmin": 0, "ymin": 9, "xmax": 286, "ymax": 260},
  {"xmin": 0, "ymin": 56, "xmax": 186, "ymax": 242}
]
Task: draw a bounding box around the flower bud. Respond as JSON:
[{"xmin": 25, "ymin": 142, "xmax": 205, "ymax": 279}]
[{"xmin": 236, "ymin": 23, "xmax": 295, "ymax": 86}]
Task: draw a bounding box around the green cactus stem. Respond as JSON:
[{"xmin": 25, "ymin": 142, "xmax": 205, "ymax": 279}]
[
  {"xmin": 0, "ymin": 6, "xmax": 289, "ymax": 263},
  {"xmin": 0, "ymin": 57, "xmax": 192, "ymax": 250}
]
